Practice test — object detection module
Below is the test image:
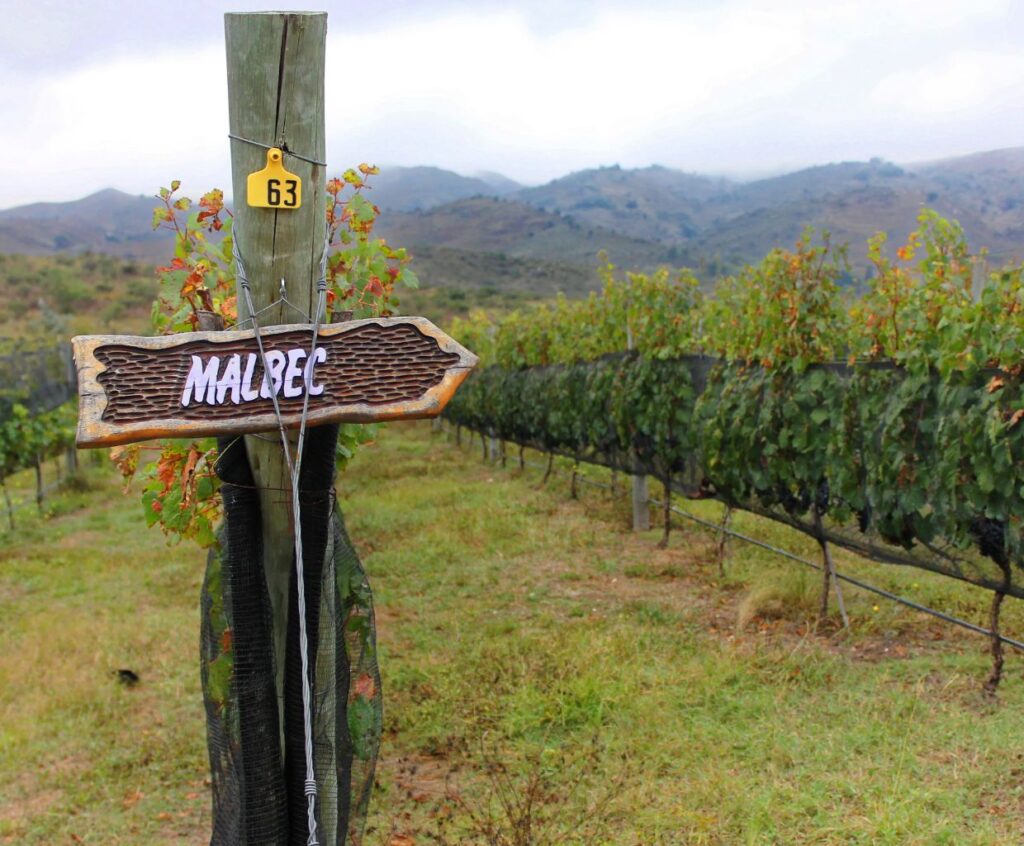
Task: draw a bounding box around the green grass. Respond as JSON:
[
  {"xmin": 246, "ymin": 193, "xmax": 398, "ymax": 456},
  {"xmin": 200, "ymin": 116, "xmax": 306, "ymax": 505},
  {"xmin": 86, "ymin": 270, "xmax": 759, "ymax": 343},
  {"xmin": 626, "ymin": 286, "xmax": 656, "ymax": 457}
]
[{"xmin": 2, "ymin": 424, "xmax": 1023, "ymax": 844}]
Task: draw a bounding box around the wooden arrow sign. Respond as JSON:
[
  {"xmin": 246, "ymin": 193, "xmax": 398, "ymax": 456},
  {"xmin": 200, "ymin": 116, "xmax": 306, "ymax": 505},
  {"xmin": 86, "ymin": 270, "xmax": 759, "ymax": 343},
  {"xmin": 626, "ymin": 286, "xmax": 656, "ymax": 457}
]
[{"xmin": 73, "ymin": 317, "xmax": 477, "ymax": 448}]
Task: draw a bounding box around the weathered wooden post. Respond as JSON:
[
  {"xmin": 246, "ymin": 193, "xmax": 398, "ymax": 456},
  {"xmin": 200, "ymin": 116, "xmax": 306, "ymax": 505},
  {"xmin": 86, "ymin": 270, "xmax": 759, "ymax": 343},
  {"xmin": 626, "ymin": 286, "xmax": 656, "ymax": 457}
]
[
  {"xmin": 72, "ymin": 12, "xmax": 477, "ymax": 842},
  {"xmin": 225, "ymin": 9, "xmax": 327, "ymax": 773},
  {"xmin": 626, "ymin": 321, "xmax": 650, "ymax": 531}
]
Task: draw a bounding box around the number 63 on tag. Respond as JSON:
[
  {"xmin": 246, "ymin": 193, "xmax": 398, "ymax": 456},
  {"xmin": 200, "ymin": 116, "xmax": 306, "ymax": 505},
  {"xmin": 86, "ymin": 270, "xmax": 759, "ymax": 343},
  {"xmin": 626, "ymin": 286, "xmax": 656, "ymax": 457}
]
[{"xmin": 247, "ymin": 147, "xmax": 302, "ymax": 209}]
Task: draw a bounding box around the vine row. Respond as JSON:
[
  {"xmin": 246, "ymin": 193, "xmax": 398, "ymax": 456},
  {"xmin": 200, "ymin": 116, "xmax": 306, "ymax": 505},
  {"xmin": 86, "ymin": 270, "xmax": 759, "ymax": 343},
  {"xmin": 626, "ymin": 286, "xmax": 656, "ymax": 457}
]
[{"xmin": 444, "ymin": 210, "xmax": 1024, "ymax": 600}]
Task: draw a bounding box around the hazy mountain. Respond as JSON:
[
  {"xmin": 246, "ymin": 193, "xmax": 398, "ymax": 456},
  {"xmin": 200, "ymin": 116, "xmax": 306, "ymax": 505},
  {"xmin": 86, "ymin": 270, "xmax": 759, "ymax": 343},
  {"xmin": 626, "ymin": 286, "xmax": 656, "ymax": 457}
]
[
  {"xmin": 0, "ymin": 188, "xmax": 166, "ymax": 259},
  {"xmin": 366, "ymin": 166, "xmax": 520, "ymax": 211},
  {"xmin": 375, "ymin": 196, "xmax": 684, "ymax": 269},
  {"xmin": 473, "ymin": 171, "xmax": 523, "ymax": 195},
  {"xmin": 516, "ymin": 164, "xmax": 732, "ymax": 243},
  {"xmin": 404, "ymin": 246, "xmax": 596, "ymax": 296},
  {"xmin": 907, "ymin": 147, "xmax": 1024, "ymax": 252},
  {"xmin": 0, "ymin": 148, "xmax": 1020, "ymax": 292},
  {"xmin": 697, "ymin": 152, "xmax": 1024, "ymax": 269}
]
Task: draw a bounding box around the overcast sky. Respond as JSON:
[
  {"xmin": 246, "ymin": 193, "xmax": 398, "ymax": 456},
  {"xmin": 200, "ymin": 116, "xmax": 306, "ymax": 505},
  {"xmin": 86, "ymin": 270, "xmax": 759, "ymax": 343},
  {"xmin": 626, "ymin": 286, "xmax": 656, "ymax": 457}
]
[{"xmin": 0, "ymin": 0, "xmax": 1021, "ymax": 208}]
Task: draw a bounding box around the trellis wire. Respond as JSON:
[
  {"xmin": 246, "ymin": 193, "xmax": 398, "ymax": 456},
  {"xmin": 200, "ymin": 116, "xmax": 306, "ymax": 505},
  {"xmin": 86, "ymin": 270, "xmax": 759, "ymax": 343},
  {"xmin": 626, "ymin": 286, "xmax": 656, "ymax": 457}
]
[
  {"xmin": 451, "ymin": 426, "xmax": 1024, "ymax": 653},
  {"xmin": 233, "ymin": 229, "xmax": 329, "ymax": 846}
]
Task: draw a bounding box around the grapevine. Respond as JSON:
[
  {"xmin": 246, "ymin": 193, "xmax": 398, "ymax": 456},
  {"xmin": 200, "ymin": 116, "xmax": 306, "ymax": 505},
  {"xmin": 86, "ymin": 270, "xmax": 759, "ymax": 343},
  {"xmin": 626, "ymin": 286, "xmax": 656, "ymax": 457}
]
[
  {"xmin": 117, "ymin": 169, "xmax": 417, "ymax": 546},
  {"xmin": 445, "ymin": 210, "xmax": 1024, "ymax": 596}
]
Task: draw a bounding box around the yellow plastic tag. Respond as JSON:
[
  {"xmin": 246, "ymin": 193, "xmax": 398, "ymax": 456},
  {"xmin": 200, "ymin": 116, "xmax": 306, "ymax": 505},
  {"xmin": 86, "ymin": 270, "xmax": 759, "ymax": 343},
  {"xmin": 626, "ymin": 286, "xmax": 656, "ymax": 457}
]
[{"xmin": 246, "ymin": 148, "xmax": 302, "ymax": 209}]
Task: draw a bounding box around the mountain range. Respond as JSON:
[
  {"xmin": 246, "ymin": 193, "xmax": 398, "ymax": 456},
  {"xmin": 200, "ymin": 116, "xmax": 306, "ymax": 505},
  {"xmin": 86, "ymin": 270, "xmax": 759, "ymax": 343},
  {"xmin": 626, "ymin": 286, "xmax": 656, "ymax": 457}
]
[{"xmin": 2, "ymin": 147, "xmax": 1022, "ymax": 296}]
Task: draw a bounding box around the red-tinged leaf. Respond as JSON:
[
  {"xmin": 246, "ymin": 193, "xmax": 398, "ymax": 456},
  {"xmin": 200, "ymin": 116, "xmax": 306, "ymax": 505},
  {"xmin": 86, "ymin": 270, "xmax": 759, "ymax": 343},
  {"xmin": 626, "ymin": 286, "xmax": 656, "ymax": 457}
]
[
  {"xmin": 180, "ymin": 447, "xmax": 201, "ymax": 507},
  {"xmin": 220, "ymin": 628, "xmax": 233, "ymax": 654},
  {"xmin": 366, "ymin": 276, "xmax": 384, "ymax": 298},
  {"xmin": 156, "ymin": 451, "xmax": 180, "ymax": 491},
  {"xmin": 199, "ymin": 189, "xmax": 224, "ymax": 212}
]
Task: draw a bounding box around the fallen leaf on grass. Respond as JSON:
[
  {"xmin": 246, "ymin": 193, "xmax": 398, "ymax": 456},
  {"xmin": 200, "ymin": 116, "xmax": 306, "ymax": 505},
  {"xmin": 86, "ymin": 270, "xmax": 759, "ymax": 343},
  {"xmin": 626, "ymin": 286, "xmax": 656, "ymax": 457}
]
[{"xmin": 123, "ymin": 790, "xmax": 144, "ymax": 809}]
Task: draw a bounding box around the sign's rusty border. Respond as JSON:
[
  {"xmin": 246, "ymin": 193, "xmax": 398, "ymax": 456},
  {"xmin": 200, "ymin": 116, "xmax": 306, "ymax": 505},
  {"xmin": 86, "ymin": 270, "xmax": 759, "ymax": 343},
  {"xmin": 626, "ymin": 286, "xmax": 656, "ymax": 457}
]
[{"xmin": 73, "ymin": 316, "xmax": 478, "ymax": 447}]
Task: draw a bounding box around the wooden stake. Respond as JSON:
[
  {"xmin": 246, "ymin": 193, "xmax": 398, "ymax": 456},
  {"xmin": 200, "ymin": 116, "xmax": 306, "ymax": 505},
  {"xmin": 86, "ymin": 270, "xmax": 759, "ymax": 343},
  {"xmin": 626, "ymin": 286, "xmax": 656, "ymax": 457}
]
[
  {"xmin": 984, "ymin": 561, "xmax": 1012, "ymax": 695},
  {"xmin": 542, "ymin": 452, "xmax": 554, "ymax": 485},
  {"xmin": 657, "ymin": 476, "xmax": 671, "ymax": 548},
  {"xmin": 813, "ymin": 507, "xmax": 848, "ymax": 629},
  {"xmin": 715, "ymin": 505, "xmax": 733, "ymax": 576},
  {"xmin": 632, "ymin": 472, "xmax": 649, "ymax": 531},
  {"xmin": 34, "ymin": 455, "xmax": 43, "ymax": 514},
  {"xmin": 1, "ymin": 479, "xmax": 13, "ymax": 531},
  {"xmin": 225, "ymin": 10, "xmax": 327, "ymax": 751}
]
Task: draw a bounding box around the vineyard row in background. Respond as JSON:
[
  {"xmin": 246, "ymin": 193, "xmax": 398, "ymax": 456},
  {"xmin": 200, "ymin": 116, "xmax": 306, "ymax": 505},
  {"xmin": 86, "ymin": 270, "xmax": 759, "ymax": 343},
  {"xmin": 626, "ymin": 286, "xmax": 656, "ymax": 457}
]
[
  {"xmin": 441, "ymin": 211, "xmax": 1024, "ymax": 683},
  {"xmin": 0, "ymin": 342, "xmax": 80, "ymax": 527}
]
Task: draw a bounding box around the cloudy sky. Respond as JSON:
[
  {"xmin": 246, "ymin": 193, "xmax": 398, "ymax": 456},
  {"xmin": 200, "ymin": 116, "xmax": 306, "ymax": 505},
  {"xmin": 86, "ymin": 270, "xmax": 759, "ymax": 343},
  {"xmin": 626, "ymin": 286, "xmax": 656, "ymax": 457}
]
[{"xmin": 1, "ymin": 0, "xmax": 1021, "ymax": 208}]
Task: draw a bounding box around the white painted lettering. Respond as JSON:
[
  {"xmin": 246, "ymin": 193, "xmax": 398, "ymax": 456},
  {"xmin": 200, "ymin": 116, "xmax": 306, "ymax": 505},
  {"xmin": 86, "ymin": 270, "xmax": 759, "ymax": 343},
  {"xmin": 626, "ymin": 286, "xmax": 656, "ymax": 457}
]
[
  {"xmin": 306, "ymin": 347, "xmax": 327, "ymax": 396},
  {"xmin": 180, "ymin": 346, "xmax": 326, "ymax": 408},
  {"xmin": 240, "ymin": 353, "xmax": 259, "ymax": 402},
  {"xmin": 283, "ymin": 348, "xmax": 307, "ymax": 398},
  {"xmin": 181, "ymin": 355, "xmax": 220, "ymax": 407},
  {"xmin": 216, "ymin": 354, "xmax": 242, "ymax": 405},
  {"xmin": 259, "ymin": 350, "xmax": 287, "ymax": 399}
]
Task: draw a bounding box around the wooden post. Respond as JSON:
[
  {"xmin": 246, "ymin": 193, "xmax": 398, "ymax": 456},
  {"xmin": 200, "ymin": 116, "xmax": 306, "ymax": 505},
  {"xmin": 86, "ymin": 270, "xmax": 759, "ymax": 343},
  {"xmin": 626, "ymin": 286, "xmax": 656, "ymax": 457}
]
[
  {"xmin": 813, "ymin": 507, "xmax": 848, "ymax": 629},
  {"xmin": 626, "ymin": 314, "xmax": 649, "ymax": 531},
  {"xmin": 632, "ymin": 472, "xmax": 649, "ymax": 531},
  {"xmin": 34, "ymin": 454, "xmax": 43, "ymax": 514},
  {"xmin": 657, "ymin": 476, "xmax": 671, "ymax": 548},
  {"xmin": 715, "ymin": 505, "xmax": 733, "ymax": 576},
  {"xmin": 64, "ymin": 343, "xmax": 78, "ymax": 478},
  {"xmin": 1, "ymin": 479, "xmax": 13, "ymax": 531},
  {"xmin": 225, "ymin": 10, "xmax": 328, "ymax": 750}
]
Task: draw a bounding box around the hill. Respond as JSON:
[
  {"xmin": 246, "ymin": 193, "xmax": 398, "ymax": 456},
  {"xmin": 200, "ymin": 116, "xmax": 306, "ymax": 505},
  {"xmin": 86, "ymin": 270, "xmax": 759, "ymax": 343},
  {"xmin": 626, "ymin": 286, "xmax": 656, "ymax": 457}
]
[
  {"xmin": 0, "ymin": 189, "xmax": 167, "ymax": 260},
  {"xmin": 512, "ymin": 153, "xmax": 1024, "ymax": 271},
  {"xmin": 365, "ymin": 165, "xmax": 520, "ymax": 212},
  {"xmin": 0, "ymin": 147, "xmax": 1020, "ymax": 296},
  {"xmin": 375, "ymin": 195, "xmax": 685, "ymax": 270},
  {"xmin": 909, "ymin": 148, "xmax": 1024, "ymax": 257},
  {"xmin": 516, "ymin": 164, "xmax": 732, "ymax": 243}
]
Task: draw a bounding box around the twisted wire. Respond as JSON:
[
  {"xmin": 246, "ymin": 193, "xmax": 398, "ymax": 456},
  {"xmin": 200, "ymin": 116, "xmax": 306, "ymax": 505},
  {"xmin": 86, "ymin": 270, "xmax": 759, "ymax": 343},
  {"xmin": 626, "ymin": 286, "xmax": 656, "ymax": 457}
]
[{"xmin": 232, "ymin": 229, "xmax": 331, "ymax": 845}]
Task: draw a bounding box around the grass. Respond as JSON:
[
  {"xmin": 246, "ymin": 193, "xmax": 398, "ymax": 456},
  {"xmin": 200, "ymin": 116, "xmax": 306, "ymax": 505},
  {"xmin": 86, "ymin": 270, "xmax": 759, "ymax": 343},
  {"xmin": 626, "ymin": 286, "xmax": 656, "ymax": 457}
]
[{"xmin": 2, "ymin": 423, "xmax": 1024, "ymax": 844}]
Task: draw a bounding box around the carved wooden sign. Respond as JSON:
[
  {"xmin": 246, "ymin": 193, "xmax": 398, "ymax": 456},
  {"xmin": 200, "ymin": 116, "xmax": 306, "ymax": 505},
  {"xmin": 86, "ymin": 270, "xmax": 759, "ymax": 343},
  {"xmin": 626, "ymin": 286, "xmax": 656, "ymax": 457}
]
[{"xmin": 73, "ymin": 317, "xmax": 477, "ymax": 448}]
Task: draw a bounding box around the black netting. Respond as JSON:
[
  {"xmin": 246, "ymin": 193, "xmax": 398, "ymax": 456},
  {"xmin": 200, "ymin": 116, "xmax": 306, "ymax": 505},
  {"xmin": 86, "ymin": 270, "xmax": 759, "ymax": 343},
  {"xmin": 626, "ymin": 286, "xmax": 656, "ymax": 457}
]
[
  {"xmin": 201, "ymin": 427, "xmax": 381, "ymax": 845},
  {"xmin": 444, "ymin": 353, "xmax": 1024, "ymax": 600},
  {"xmin": 0, "ymin": 342, "xmax": 75, "ymax": 420}
]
